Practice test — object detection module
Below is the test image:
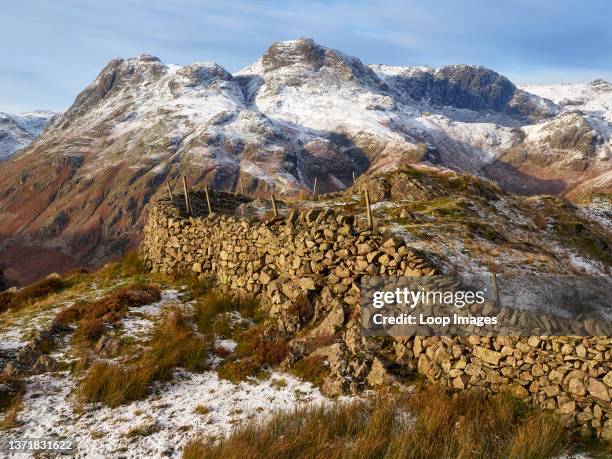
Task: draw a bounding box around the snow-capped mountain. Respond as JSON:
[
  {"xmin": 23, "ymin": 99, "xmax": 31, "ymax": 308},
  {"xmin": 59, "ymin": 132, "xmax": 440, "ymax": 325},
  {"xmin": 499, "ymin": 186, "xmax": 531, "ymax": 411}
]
[
  {"xmin": 0, "ymin": 111, "xmax": 58, "ymax": 160},
  {"xmin": 0, "ymin": 38, "xmax": 609, "ymax": 278}
]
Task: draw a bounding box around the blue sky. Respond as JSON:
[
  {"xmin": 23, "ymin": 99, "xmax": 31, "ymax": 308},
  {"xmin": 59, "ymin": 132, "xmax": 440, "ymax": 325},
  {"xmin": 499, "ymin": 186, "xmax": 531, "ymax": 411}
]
[{"xmin": 2, "ymin": 0, "xmax": 611, "ymax": 112}]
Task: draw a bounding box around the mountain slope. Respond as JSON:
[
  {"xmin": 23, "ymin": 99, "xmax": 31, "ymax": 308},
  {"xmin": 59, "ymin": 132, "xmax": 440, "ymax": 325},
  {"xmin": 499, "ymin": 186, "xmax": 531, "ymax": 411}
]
[
  {"xmin": 0, "ymin": 111, "xmax": 57, "ymax": 160},
  {"xmin": 0, "ymin": 38, "xmax": 609, "ymax": 282}
]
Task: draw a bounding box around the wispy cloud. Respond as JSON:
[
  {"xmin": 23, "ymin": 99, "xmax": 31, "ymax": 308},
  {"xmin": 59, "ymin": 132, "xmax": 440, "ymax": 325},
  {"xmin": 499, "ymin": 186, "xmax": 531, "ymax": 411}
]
[{"xmin": 1, "ymin": 0, "xmax": 611, "ymax": 112}]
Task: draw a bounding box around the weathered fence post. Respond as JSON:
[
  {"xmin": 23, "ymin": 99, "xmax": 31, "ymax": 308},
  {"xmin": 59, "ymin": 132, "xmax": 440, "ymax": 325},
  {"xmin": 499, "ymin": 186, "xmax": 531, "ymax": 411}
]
[
  {"xmin": 352, "ymin": 171, "xmax": 356, "ymax": 184},
  {"xmin": 181, "ymin": 175, "xmax": 191, "ymax": 215},
  {"xmin": 239, "ymin": 177, "xmax": 244, "ymax": 195},
  {"xmin": 204, "ymin": 186, "xmax": 212, "ymax": 214},
  {"xmin": 312, "ymin": 177, "xmax": 318, "ymax": 200},
  {"xmin": 271, "ymin": 193, "xmax": 278, "ymax": 217},
  {"xmin": 166, "ymin": 183, "xmax": 174, "ymax": 202},
  {"xmin": 491, "ymin": 272, "xmax": 501, "ymax": 307},
  {"xmin": 365, "ymin": 189, "xmax": 373, "ymax": 230}
]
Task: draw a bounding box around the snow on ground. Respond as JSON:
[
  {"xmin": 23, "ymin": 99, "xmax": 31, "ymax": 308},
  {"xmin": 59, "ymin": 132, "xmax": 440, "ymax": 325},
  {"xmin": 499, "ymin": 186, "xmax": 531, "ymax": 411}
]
[
  {"xmin": 122, "ymin": 289, "xmax": 182, "ymax": 338},
  {"xmin": 1, "ymin": 285, "xmax": 350, "ymax": 459},
  {"xmin": 6, "ymin": 369, "xmax": 334, "ymax": 459}
]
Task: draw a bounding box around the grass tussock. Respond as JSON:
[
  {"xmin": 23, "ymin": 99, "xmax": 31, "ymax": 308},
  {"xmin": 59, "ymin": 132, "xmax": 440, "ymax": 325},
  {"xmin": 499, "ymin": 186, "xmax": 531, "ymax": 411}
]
[
  {"xmin": 120, "ymin": 250, "xmax": 148, "ymax": 277},
  {"xmin": 183, "ymin": 386, "xmax": 570, "ymax": 459},
  {"xmin": 0, "ymin": 393, "xmax": 23, "ymax": 430},
  {"xmin": 290, "ymin": 354, "xmax": 328, "ymax": 387},
  {"xmin": 0, "ymin": 373, "xmax": 25, "ymax": 411},
  {"xmin": 78, "ymin": 308, "xmax": 209, "ymax": 407},
  {"xmin": 180, "ymin": 274, "xmax": 216, "ymax": 300},
  {"xmin": 0, "ymin": 372, "xmax": 25, "ymax": 429},
  {"xmin": 193, "ymin": 291, "xmax": 260, "ymax": 336},
  {"xmin": 56, "ymin": 283, "xmax": 161, "ymax": 326},
  {"xmin": 0, "ymin": 276, "xmax": 68, "ymax": 314},
  {"xmin": 217, "ymin": 326, "xmax": 289, "ymax": 383}
]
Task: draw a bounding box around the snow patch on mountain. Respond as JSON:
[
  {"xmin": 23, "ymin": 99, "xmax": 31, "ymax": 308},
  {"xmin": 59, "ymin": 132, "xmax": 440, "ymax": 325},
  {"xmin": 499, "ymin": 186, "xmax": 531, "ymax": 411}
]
[{"xmin": 0, "ymin": 111, "xmax": 58, "ymax": 160}]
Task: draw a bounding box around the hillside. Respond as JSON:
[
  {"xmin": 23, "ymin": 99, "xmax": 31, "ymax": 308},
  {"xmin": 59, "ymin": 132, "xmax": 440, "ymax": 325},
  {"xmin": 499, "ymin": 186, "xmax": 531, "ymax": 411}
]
[
  {"xmin": 0, "ymin": 172, "xmax": 610, "ymax": 454},
  {"xmin": 0, "ymin": 38, "xmax": 610, "ymax": 283}
]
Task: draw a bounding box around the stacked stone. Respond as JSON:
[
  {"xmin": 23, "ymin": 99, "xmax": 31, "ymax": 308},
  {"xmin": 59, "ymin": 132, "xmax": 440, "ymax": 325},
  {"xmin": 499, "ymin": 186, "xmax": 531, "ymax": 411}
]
[
  {"xmin": 142, "ymin": 201, "xmax": 436, "ymax": 313},
  {"xmin": 396, "ymin": 335, "xmax": 612, "ymax": 440}
]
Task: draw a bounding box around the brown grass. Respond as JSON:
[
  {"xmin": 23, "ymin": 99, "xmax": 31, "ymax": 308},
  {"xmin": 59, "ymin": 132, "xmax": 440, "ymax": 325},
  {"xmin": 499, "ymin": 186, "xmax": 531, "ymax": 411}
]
[
  {"xmin": 193, "ymin": 291, "xmax": 260, "ymax": 336},
  {"xmin": 183, "ymin": 386, "xmax": 570, "ymax": 459},
  {"xmin": 290, "ymin": 355, "xmax": 328, "ymax": 387},
  {"xmin": 217, "ymin": 326, "xmax": 289, "ymax": 383},
  {"xmin": 73, "ymin": 318, "xmax": 107, "ymax": 345},
  {"xmin": 56, "ymin": 283, "xmax": 161, "ymax": 325},
  {"xmin": 0, "ymin": 372, "xmax": 25, "ymax": 412},
  {"xmin": 0, "ymin": 372, "xmax": 25, "ymax": 429},
  {"xmin": 0, "ymin": 393, "xmax": 23, "ymax": 429},
  {"xmin": 77, "ymin": 308, "xmax": 210, "ymax": 407},
  {"xmin": 120, "ymin": 250, "xmax": 148, "ymax": 277},
  {"xmin": 0, "ymin": 276, "xmax": 68, "ymax": 313}
]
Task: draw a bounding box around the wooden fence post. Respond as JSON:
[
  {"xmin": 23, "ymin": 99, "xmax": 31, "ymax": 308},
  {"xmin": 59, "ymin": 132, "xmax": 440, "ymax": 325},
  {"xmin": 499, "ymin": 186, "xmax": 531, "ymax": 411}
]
[
  {"xmin": 204, "ymin": 186, "xmax": 212, "ymax": 214},
  {"xmin": 239, "ymin": 177, "xmax": 244, "ymax": 195},
  {"xmin": 312, "ymin": 177, "xmax": 318, "ymax": 200},
  {"xmin": 181, "ymin": 175, "xmax": 191, "ymax": 215},
  {"xmin": 491, "ymin": 272, "xmax": 501, "ymax": 307},
  {"xmin": 352, "ymin": 171, "xmax": 356, "ymax": 184},
  {"xmin": 166, "ymin": 183, "xmax": 174, "ymax": 202},
  {"xmin": 365, "ymin": 190, "xmax": 373, "ymax": 230},
  {"xmin": 271, "ymin": 193, "xmax": 278, "ymax": 217}
]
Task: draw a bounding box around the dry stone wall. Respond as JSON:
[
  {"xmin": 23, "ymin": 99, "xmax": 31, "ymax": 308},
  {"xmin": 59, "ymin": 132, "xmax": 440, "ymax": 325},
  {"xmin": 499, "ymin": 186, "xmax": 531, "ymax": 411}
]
[
  {"xmin": 142, "ymin": 199, "xmax": 612, "ymax": 441},
  {"xmin": 399, "ymin": 335, "xmax": 612, "ymax": 440},
  {"xmin": 143, "ymin": 199, "xmax": 435, "ymax": 302}
]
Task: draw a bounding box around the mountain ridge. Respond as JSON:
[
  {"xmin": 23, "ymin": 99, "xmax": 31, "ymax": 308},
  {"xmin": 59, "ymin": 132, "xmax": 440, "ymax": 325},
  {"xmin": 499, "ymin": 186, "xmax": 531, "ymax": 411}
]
[{"xmin": 0, "ymin": 38, "xmax": 609, "ymax": 283}]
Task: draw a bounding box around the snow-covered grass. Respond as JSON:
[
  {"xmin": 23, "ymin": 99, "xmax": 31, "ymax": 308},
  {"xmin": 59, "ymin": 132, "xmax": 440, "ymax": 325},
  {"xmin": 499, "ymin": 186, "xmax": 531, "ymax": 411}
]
[
  {"xmin": 2, "ymin": 282, "xmax": 347, "ymax": 458},
  {"xmin": 10, "ymin": 369, "xmax": 331, "ymax": 458}
]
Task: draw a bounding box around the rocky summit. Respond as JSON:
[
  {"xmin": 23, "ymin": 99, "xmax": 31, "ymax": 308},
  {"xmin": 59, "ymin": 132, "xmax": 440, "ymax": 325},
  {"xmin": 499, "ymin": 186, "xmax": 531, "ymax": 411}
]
[{"xmin": 0, "ymin": 38, "xmax": 610, "ymax": 282}]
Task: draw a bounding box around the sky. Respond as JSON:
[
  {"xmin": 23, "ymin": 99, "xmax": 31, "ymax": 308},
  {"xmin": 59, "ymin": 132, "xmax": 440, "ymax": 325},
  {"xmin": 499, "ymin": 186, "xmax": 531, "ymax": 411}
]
[{"xmin": 2, "ymin": 0, "xmax": 611, "ymax": 113}]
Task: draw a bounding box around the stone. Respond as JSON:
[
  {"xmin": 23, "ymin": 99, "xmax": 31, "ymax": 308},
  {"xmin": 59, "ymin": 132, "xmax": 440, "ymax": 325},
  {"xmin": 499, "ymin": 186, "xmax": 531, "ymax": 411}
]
[
  {"xmin": 527, "ymin": 336, "xmax": 541, "ymax": 348},
  {"xmin": 603, "ymin": 371, "xmax": 612, "ymax": 388},
  {"xmin": 601, "ymin": 420, "xmax": 612, "ymax": 442},
  {"xmin": 587, "ymin": 378, "xmax": 610, "ymax": 402},
  {"xmin": 464, "ymin": 363, "xmax": 482, "ymax": 377},
  {"xmin": 559, "ymin": 400, "xmax": 576, "ymax": 415},
  {"xmin": 473, "ymin": 346, "xmax": 502, "ymax": 365},
  {"xmin": 568, "ymin": 378, "xmax": 586, "ymax": 396},
  {"xmin": 507, "ymin": 384, "xmax": 529, "ymax": 399},
  {"xmin": 312, "ymin": 304, "xmax": 345, "ymax": 336},
  {"xmin": 453, "ymin": 375, "xmax": 469, "ymax": 390},
  {"xmin": 321, "ymin": 376, "xmax": 348, "ymax": 397},
  {"xmin": 299, "ymin": 277, "xmax": 317, "ymax": 291},
  {"xmin": 191, "ymin": 262, "xmax": 202, "ymax": 273},
  {"xmin": 334, "ymin": 266, "xmax": 351, "ymax": 278},
  {"xmin": 259, "ymin": 271, "xmax": 272, "ymax": 285},
  {"xmin": 367, "ymin": 358, "xmax": 395, "ymax": 386}
]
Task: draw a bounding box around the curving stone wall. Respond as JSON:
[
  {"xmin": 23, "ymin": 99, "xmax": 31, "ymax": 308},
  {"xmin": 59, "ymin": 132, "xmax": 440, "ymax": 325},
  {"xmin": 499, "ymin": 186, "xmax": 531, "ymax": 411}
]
[{"xmin": 142, "ymin": 199, "xmax": 611, "ymax": 441}]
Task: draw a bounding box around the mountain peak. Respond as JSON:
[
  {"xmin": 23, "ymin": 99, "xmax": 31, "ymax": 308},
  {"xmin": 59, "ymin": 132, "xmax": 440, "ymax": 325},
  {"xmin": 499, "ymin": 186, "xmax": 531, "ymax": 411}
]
[
  {"xmin": 261, "ymin": 38, "xmax": 326, "ymax": 72},
  {"xmin": 259, "ymin": 37, "xmax": 383, "ymax": 88},
  {"xmin": 137, "ymin": 53, "xmax": 162, "ymax": 63}
]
